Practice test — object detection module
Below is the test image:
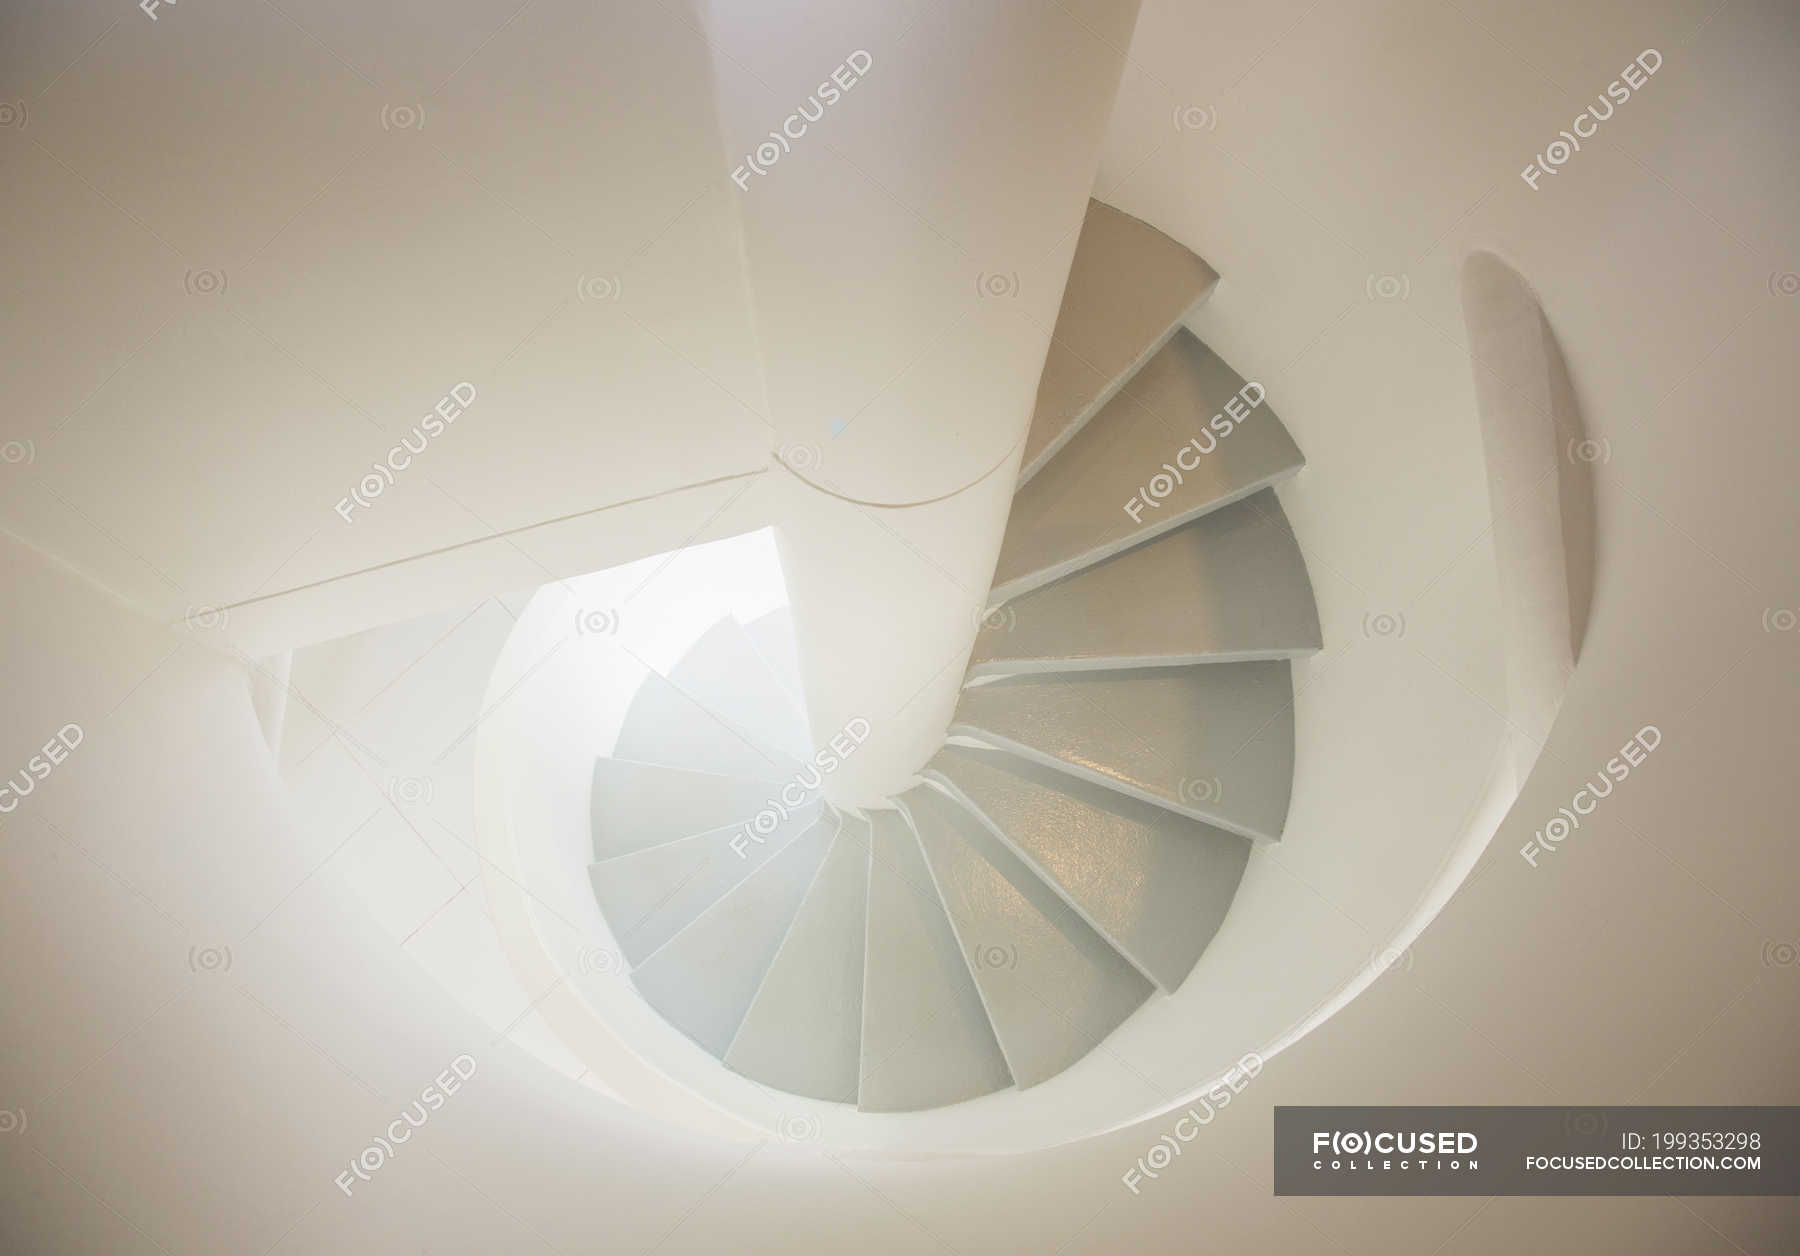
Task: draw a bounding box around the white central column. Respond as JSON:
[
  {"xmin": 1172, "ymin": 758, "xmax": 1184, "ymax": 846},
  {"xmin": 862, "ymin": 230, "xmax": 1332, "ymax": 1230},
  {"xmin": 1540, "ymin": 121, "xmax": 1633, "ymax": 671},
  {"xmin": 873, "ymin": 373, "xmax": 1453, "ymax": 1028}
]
[{"xmin": 701, "ymin": 0, "xmax": 1142, "ymax": 800}]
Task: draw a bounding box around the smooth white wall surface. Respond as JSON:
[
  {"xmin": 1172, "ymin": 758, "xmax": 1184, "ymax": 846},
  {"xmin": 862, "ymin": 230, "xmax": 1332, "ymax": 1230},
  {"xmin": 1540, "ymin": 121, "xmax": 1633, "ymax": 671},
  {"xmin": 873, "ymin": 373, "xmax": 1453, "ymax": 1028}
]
[
  {"xmin": 2, "ymin": 1, "xmax": 1134, "ymax": 659},
  {"xmin": 3, "ymin": 0, "xmax": 770, "ymax": 627}
]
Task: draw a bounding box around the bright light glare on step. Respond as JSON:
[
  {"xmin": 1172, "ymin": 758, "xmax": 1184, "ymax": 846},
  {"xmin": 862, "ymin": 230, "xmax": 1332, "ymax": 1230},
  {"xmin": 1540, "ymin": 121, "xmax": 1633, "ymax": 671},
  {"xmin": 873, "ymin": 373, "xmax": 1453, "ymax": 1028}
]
[{"xmin": 556, "ymin": 527, "xmax": 792, "ymax": 675}]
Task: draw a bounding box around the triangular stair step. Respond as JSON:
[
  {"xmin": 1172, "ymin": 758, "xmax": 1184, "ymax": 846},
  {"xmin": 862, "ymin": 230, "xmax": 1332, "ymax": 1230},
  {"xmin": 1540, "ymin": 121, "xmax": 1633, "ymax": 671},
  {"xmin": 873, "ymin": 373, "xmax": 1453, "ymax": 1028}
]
[
  {"xmin": 924, "ymin": 746, "xmax": 1250, "ymax": 993},
  {"xmin": 591, "ymin": 758, "xmax": 794, "ymax": 861},
  {"xmin": 630, "ymin": 813, "xmax": 840, "ymax": 1059},
  {"xmin": 995, "ymin": 330, "xmax": 1304, "ymax": 603},
  {"xmin": 949, "ymin": 660, "xmax": 1296, "ymax": 841},
  {"xmin": 667, "ymin": 616, "xmax": 813, "ymax": 766},
  {"xmin": 858, "ymin": 807, "xmax": 1013, "ymax": 1112},
  {"xmin": 743, "ymin": 606, "xmax": 806, "ymax": 710},
  {"xmin": 725, "ymin": 815, "xmax": 871, "ymax": 1103},
  {"xmin": 900, "ymin": 785, "xmax": 1153, "ymax": 1088},
  {"xmin": 589, "ymin": 801, "xmax": 823, "ymax": 966},
  {"xmin": 612, "ymin": 667, "xmax": 798, "ymax": 784},
  {"xmin": 967, "ymin": 489, "xmax": 1321, "ymax": 678},
  {"xmin": 1021, "ymin": 200, "xmax": 1219, "ymax": 485}
]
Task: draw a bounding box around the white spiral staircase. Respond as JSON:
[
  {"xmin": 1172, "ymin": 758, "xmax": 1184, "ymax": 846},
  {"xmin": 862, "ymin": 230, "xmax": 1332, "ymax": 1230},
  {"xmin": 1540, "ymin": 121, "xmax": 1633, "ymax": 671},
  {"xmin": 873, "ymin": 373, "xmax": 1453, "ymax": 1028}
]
[{"xmin": 584, "ymin": 202, "xmax": 1322, "ymax": 1112}]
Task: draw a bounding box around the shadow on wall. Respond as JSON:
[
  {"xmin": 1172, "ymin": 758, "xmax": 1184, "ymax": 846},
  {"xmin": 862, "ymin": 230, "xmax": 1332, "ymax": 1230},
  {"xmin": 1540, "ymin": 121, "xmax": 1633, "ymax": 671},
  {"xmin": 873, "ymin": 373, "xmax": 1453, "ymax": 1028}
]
[{"xmin": 1459, "ymin": 252, "xmax": 1597, "ymax": 768}]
